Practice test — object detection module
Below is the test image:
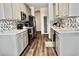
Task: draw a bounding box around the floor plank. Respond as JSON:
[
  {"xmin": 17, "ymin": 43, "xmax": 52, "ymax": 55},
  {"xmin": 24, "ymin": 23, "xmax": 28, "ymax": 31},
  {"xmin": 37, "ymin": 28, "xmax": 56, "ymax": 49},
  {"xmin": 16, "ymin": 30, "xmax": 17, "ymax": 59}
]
[{"xmin": 21, "ymin": 32, "xmax": 57, "ymax": 56}]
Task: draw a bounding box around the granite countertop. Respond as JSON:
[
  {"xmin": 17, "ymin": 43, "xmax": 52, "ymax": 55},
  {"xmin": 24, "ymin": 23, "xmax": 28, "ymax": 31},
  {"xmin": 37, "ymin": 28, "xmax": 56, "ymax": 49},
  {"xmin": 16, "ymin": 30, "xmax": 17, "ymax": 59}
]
[
  {"xmin": 51, "ymin": 26, "xmax": 79, "ymax": 34},
  {"xmin": 0, "ymin": 29, "xmax": 27, "ymax": 35}
]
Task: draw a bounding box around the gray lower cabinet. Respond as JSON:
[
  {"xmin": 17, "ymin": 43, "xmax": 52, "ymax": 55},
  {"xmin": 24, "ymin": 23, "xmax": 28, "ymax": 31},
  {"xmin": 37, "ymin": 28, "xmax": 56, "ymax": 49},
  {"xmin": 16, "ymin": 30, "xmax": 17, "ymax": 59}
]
[
  {"xmin": 0, "ymin": 30, "xmax": 28, "ymax": 56},
  {"xmin": 55, "ymin": 32, "xmax": 78, "ymax": 56}
]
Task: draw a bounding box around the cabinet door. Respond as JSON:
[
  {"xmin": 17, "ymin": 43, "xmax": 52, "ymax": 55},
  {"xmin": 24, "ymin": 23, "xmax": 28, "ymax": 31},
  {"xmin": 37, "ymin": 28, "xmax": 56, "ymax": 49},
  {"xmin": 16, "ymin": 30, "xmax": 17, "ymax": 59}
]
[
  {"xmin": 21, "ymin": 32, "xmax": 26, "ymax": 49},
  {"xmin": 58, "ymin": 3, "xmax": 69, "ymax": 16},
  {"xmin": 22, "ymin": 30, "xmax": 28, "ymax": 49},
  {"xmin": 12, "ymin": 3, "xmax": 21, "ymax": 20},
  {"xmin": 4, "ymin": 3, "xmax": 13, "ymax": 19},
  {"xmin": 69, "ymin": 3, "xmax": 79, "ymax": 16},
  {"xmin": 55, "ymin": 3, "xmax": 59, "ymax": 16},
  {"xmin": 16, "ymin": 33, "xmax": 23, "ymax": 55},
  {"xmin": 0, "ymin": 3, "xmax": 5, "ymax": 19}
]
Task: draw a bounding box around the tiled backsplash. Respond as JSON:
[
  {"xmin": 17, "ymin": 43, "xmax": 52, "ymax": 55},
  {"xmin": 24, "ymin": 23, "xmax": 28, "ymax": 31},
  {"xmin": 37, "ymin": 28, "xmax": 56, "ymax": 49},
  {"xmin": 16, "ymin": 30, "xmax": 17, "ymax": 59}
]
[
  {"xmin": 62, "ymin": 18, "xmax": 78, "ymax": 27},
  {"xmin": 0, "ymin": 19, "xmax": 19, "ymax": 32},
  {"xmin": 51, "ymin": 16, "xmax": 79, "ymax": 30}
]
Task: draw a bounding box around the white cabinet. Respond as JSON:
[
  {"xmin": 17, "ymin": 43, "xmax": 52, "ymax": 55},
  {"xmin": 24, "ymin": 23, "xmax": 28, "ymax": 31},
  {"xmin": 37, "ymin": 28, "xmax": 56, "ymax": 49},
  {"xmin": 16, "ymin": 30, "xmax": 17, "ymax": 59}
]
[
  {"xmin": 0, "ymin": 3, "xmax": 26, "ymax": 20},
  {"xmin": 16, "ymin": 31, "xmax": 28, "ymax": 55},
  {"xmin": 16, "ymin": 33, "xmax": 23, "ymax": 55},
  {"xmin": 0, "ymin": 3, "xmax": 13, "ymax": 19},
  {"xmin": 0, "ymin": 3, "xmax": 5, "ymax": 19},
  {"xmin": 0, "ymin": 3, "xmax": 31, "ymax": 20},
  {"xmin": 4, "ymin": 3, "xmax": 13, "ymax": 19},
  {"xmin": 69, "ymin": 3, "xmax": 79, "ymax": 16},
  {"xmin": 55, "ymin": 3, "xmax": 69, "ymax": 17},
  {"xmin": 12, "ymin": 3, "xmax": 21, "ymax": 20},
  {"xmin": 55, "ymin": 3, "xmax": 79, "ymax": 16},
  {"xmin": 58, "ymin": 3, "xmax": 69, "ymax": 16},
  {"xmin": 55, "ymin": 3, "xmax": 59, "ymax": 16},
  {"xmin": 0, "ymin": 29, "xmax": 28, "ymax": 56},
  {"xmin": 55, "ymin": 32, "xmax": 78, "ymax": 56}
]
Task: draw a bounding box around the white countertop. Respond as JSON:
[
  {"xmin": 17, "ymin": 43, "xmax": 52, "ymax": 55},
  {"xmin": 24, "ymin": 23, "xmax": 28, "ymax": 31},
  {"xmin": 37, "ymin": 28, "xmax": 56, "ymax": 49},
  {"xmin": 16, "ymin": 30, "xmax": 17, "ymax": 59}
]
[
  {"xmin": 51, "ymin": 26, "xmax": 79, "ymax": 33},
  {"xmin": 0, "ymin": 29, "xmax": 27, "ymax": 35}
]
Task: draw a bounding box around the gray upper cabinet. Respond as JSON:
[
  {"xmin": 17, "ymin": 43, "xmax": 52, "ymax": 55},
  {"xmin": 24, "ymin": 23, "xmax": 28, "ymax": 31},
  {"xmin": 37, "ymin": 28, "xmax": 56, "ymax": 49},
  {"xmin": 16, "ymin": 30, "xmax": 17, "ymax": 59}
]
[
  {"xmin": 55, "ymin": 3, "xmax": 59, "ymax": 16},
  {"xmin": 12, "ymin": 3, "xmax": 21, "ymax": 20},
  {"xmin": 4, "ymin": 3, "xmax": 13, "ymax": 19},
  {"xmin": 0, "ymin": 3, "xmax": 29, "ymax": 20},
  {"xmin": 0, "ymin": 3, "xmax": 5, "ymax": 19},
  {"xmin": 0, "ymin": 3, "xmax": 13, "ymax": 20},
  {"xmin": 55, "ymin": 3, "xmax": 79, "ymax": 17},
  {"xmin": 55, "ymin": 3, "xmax": 69, "ymax": 17},
  {"xmin": 69, "ymin": 3, "xmax": 79, "ymax": 16},
  {"xmin": 58, "ymin": 3, "xmax": 69, "ymax": 16}
]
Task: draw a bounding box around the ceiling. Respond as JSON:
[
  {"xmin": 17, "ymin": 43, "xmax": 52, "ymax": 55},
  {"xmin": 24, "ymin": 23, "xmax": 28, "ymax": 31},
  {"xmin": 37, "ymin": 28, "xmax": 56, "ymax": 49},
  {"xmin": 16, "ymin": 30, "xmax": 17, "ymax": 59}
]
[{"xmin": 26, "ymin": 3, "xmax": 48, "ymax": 8}]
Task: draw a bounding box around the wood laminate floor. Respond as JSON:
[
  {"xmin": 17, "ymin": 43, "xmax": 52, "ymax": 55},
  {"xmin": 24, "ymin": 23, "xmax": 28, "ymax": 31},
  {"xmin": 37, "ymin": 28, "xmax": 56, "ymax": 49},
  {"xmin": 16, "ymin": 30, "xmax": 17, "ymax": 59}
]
[{"xmin": 21, "ymin": 32, "xmax": 56, "ymax": 56}]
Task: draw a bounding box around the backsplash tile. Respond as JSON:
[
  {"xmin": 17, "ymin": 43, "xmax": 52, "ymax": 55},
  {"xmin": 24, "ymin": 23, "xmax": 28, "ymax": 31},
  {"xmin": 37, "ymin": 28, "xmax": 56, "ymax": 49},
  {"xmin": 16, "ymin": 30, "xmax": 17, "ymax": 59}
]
[
  {"xmin": 0, "ymin": 19, "xmax": 19, "ymax": 32},
  {"xmin": 51, "ymin": 16, "xmax": 79, "ymax": 30}
]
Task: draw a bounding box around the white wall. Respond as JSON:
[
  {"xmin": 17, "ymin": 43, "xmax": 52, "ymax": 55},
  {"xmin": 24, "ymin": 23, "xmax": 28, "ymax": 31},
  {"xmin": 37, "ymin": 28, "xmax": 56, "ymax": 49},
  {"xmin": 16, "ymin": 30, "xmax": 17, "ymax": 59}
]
[{"xmin": 40, "ymin": 7, "xmax": 48, "ymax": 34}]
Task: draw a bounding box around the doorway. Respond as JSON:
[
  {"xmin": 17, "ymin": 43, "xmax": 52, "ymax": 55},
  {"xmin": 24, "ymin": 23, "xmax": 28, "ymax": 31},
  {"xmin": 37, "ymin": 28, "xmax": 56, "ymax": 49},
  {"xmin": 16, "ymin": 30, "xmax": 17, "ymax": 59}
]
[{"xmin": 35, "ymin": 10, "xmax": 41, "ymax": 32}]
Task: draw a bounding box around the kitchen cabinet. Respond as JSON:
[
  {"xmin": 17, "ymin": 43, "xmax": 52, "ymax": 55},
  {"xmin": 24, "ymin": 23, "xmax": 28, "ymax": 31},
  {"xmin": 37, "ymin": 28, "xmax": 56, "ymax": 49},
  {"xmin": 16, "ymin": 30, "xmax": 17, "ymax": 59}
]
[
  {"xmin": 0, "ymin": 3, "xmax": 13, "ymax": 19},
  {"xmin": 55, "ymin": 3, "xmax": 59, "ymax": 16},
  {"xmin": 20, "ymin": 4, "xmax": 31, "ymax": 21},
  {"xmin": 0, "ymin": 3, "xmax": 30, "ymax": 20},
  {"xmin": 58, "ymin": 3, "xmax": 69, "ymax": 16},
  {"xmin": 0, "ymin": 3, "xmax": 21, "ymax": 20},
  {"xmin": 12, "ymin": 3, "xmax": 21, "ymax": 20},
  {"xmin": 69, "ymin": 3, "xmax": 79, "ymax": 16},
  {"xmin": 55, "ymin": 32, "xmax": 78, "ymax": 56},
  {"xmin": 55, "ymin": 3, "xmax": 79, "ymax": 17},
  {"xmin": 4, "ymin": 3, "xmax": 13, "ymax": 19},
  {"xmin": 0, "ymin": 3, "xmax": 5, "ymax": 19},
  {"xmin": 16, "ymin": 30, "xmax": 28, "ymax": 55},
  {"xmin": 12, "ymin": 3, "xmax": 30, "ymax": 20},
  {"xmin": 55, "ymin": 3, "xmax": 69, "ymax": 17},
  {"xmin": 0, "ymin": 29, "xmax": 28, "ymax": 56},
  {"xmin": 51, "ymin": 27, "xmax": 79, "ymax": 56}
]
